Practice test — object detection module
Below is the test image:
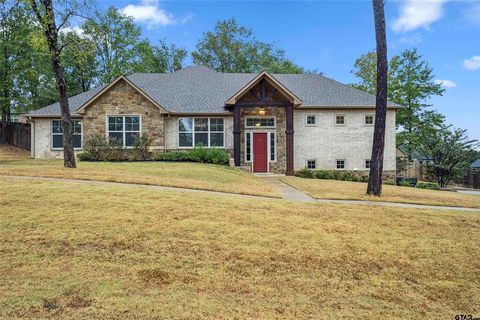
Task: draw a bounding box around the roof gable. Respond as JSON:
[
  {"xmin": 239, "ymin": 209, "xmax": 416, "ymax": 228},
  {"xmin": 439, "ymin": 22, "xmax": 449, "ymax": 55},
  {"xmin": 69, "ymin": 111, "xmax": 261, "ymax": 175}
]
[
  {"xmin": 76, "ymin": 75, "xmax": 168, "ymax": 114},
  {"xmin": 225, "ymin": 71, "xmax": 302, "ymax": 106}
]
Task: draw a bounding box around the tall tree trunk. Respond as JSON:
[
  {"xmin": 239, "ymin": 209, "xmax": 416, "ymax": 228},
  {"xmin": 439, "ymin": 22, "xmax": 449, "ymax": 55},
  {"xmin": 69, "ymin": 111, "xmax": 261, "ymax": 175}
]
[
  {"xmin": 30, "ymin": 0, "xmax": 76, "ymax": 168},
  {"xmin": 367, "ymin": 0, "xmax": 388, "ymax": 196}
]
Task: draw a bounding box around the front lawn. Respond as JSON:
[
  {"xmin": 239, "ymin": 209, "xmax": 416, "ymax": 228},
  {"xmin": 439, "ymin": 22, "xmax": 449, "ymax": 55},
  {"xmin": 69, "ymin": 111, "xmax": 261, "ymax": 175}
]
[
  {"xmin": 282, "ymin": 176, "xmax": 480, "ymax": 208},
  {"xmin": 0, "ymin": 146, "xmax": 277, "ymax": 197},
  {"xmin": 0, "ymin": 177, "xmax": 478, "ymax": 318}
]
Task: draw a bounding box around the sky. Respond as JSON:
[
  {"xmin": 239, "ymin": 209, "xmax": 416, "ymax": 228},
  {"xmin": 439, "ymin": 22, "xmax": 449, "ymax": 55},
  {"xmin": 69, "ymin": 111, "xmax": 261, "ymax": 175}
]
[{"xmin": 95, "ymin": 0, "xmax": 480, "ymax": 140}]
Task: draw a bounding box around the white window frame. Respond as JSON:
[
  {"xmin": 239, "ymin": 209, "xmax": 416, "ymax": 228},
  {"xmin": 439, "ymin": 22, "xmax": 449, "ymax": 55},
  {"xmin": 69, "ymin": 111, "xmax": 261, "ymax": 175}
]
[
  {"xmin": 306, "ymin": 159, "xmax": 317, "ymax": 170},
  {"xmin": 177, "ymin": 117, "xmax": 225, "ymax": 149},
  {"xmin": 245, "ymin": 131, "xmax": 253, "ymax": 163},
  {"xmin": 364, "ymin": 114, "xmax": 374, "ymax": 126},
  {"xmin": 245, "ymin": 116, "xmax": 276, "ymax": 129},
  {"xmin": 305, "ymin": 115, "xmax": 317, "ymax": 126},
  {"xmin": 365, "ymin": 159, "xmax": 372, "ymax": 170},
  {"xmin": 335, "ymin": 114, "xmax": 346, "ymax": 126},
  {"xmin": 51, "ymin": 119, "xmax": 83, "ymax": 151},
  {"xmin": 268, "ymin": 132, "xmax": 276, "ymax": 162},
  {"xmin": 106, "ymin": 115, "xmax": 142, "ymax": 148},
  {"xmin": 335, "ymin": 159, "xmax": 346, "ymax": 170}
]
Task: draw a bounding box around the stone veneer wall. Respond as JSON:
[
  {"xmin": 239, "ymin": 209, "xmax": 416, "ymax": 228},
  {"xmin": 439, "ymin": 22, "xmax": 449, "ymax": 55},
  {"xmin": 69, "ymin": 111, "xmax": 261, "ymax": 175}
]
[
  {"xmin": 82, "ymin": 79, "xmax": 165, "ymax": 148},
  {"xmin": 240, "ymin": 106, "xmax": 286, "ymax": 174}
]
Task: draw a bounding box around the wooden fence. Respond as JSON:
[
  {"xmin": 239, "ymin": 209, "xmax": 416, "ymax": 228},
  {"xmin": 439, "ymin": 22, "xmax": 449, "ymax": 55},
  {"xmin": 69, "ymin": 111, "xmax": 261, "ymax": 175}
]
[
  {"xmin": 0, "ymin": 123, "xmax": 31, "ymax": 151},
  {"xmin": 454, "ymin": 170, "xmax": 480, "ymax": 189},
  {"xmin": 399, "ymin": 161, "xmax": 480, "ymax": 189}
]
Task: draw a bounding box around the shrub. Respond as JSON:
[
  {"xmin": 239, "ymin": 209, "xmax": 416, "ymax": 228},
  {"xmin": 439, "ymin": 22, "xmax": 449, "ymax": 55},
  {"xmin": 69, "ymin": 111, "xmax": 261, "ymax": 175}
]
[
  {"xmin": 77, "ymin": 152, "xmax": 92, "ymax": 161},
  {"xmin": 208, "ymin": 148, "xmax": 230, "ymax": 165},
  {"xmin": 103, "ymin": 138, "xmax": 124, "ymax": 161},
  {"xmin": 398, "ymin": 180, "xmax": 413, "ymax": 187},
  {"xmin": 133, "ymin": 132, "xmax": 153, "ymax": 160},
  {"xmin": 417, "ymin": 182, "xmax": 440, "ymax": 190},
  {"xmin": 296, "ymin": 168, "xmax": 316, "ymax": 179},
  {"xmin": 153, "ymin": 147, "xmax": 230, "ymax": 165},
  {"xmin": 315, "ymin": 170, "xmax": 334, "ymax": 180},
  {"xmin": 82, "ymin": 133, "xmax": 108, "ymax": 161},
  {"xmin": 189, "ymin": 145, "xmax": 209, "ymax": 163}
]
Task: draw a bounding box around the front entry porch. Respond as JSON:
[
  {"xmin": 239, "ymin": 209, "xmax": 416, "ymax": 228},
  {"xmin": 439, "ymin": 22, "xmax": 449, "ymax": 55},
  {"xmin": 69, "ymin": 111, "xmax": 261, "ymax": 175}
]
[{"xmin": 226, "ymin": 72, "xmax": 300, "ymax": 175}]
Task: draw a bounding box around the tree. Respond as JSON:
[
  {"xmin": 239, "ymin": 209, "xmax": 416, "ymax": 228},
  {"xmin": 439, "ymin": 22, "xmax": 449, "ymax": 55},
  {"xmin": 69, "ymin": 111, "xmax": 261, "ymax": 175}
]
[
  {"xmin": 60, "ymin": 30, "xmax": 97, "ymax": 95},
  {"xmin": 82, "ymin": 7, "xmax": 143, "ymax": 84},
  {"xmin": 351, "ymin": 50, "xmax": 400, "ymax": 95},
  {"xmin": 418, "ymin": 124, "xmax": 478, "ymax": 187},
  {"xmin": 29, "ymin": 0, "xmax": 80, "ymax": 168},
  {"xmin": 136, "ymin": 39, "xmax": 187, "ymax": 73},
  {"xmin": 393, "ymin": 49, "xmax": 445, "ymax": 160},
  {"xmin": 351, "ymin": 49, "xmax": 444, "ymax": 161},
  {"xmin": 366, "ymin": 0, "xmax": 388, "ymax": 196},
  {"xmin": 192, "ymin": 18, "xmax": 306, "ymax": 74}
]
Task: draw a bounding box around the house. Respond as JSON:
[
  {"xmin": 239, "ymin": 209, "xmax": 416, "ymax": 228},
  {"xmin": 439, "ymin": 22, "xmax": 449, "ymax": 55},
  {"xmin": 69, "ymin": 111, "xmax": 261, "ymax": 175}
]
[{"xmin": 25, "ymin": 66, "xmax": 400, "ymax": 176}]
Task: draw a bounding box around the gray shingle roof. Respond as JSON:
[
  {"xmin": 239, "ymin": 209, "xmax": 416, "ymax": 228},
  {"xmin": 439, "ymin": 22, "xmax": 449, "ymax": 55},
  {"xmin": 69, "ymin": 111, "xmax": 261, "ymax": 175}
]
[{"xmin": 26, "ymin": 66, "xmax": 401, "ymax": 117}]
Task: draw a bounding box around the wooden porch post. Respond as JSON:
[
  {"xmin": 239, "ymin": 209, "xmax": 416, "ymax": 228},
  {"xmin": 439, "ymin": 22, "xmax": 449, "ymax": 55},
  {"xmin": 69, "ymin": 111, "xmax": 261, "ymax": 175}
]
[
  {"xmin": 233, "ymin": 105, "xmax": 241, "ymax": 166},
  {"xmin": 286, "ymin": 103, "xmax": 294, "ymax": 175}
]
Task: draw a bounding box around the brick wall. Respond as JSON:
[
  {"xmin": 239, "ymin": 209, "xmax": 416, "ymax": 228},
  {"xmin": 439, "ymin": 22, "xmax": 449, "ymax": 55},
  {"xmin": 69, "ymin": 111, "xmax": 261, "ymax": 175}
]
[{"xmin": 293, "ymin": 109, "xmax": 397, "ymax": 172}]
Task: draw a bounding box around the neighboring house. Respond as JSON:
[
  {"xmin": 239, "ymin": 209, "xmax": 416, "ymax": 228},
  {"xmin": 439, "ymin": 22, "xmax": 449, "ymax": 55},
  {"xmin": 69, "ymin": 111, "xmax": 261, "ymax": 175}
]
[
  {"xmin": 471, "ymin": 159, "xmax": 480, "ymax": 170},
  {"xmin": 24, "ymin": 66, "xmax": 400, "ymax": 176}
]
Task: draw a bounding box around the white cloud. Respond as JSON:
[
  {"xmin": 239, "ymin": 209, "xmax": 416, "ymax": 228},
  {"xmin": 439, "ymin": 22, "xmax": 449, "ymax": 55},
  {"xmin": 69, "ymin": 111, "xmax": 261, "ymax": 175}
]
[
  {"xmin": 463, "ymin": 55, "xmax": 480, "ymax": 70},
  {"xmin": 121, "ymin": 0, "xmax": 176, "ymax": 27},
  {"xmin": 60, "ymin": 25, "xmax": 84, "ymax": 36},
  {"xmin": 398, "ymin": 34, "xmax": 422, "ymax": 45},
  {"xmin": 434, "ymin": 79, "xmax": 457, "ymax": 88},
  {"xmin": 392, "ymin": 0, "xmax": 448, "ymax": 32}
]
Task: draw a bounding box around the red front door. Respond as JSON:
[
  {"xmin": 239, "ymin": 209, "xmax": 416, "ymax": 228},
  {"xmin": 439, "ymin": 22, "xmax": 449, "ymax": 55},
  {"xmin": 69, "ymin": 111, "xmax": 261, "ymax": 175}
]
[{"xmin": 253, "ymin": 133, "xmax": 268, "ymax": 173}]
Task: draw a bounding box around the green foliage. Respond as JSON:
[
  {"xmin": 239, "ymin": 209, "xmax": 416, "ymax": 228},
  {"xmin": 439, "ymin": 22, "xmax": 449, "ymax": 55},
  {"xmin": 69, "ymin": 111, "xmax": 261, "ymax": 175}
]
[
  {"xmin": 153, "ymin": 147, "xmax": 230, "ymax": 165},
  {"xmin": 418, "ymin": 124, "xmax": 478, "ymax": 187},
  {"xmin": 82, "ymin": 7, "xmax": 143, "ymax": 84},
  {"xmin": 398, "ymin": 180, "xmax": 413, "ymax": 187},
  {"xmin": 136, "ymin": 39, "xmax": 187, "ymax": 73},
  {"xmin": 192, "ymin": 18, "xmax": 308, "ymax": 74},
  {"xmin": 133, "ymin": 132, "xmax": 153, "ymax": 161},
  {"xmin": 297, "ymin": 169, "xmax": 370, "ymax": 183},
  {"xmin": 60, "ymin": 31, "xmax": 97, "ymax": 96},
  {"xmin": 416, "ymin": 182, "xmax": 440, "ymax": 190},
  {"xmin": 82, "ymin": 133, "xmax": 108, "ymax": 161},
  {"xmin": 296, "ymin": 168, "xmax": 316, "ymax": 179}
]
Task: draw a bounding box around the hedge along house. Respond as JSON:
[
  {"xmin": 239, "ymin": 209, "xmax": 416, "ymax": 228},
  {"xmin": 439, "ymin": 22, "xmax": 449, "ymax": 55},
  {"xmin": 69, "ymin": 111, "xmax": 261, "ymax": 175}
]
[{"xmin": 25, "ymin": 66, "xmax": 401, "ymax": 176}]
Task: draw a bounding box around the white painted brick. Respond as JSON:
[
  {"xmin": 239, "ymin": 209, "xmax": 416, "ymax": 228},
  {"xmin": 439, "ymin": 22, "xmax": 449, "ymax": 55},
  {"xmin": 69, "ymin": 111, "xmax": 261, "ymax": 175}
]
[{"xmin": 293, "ymin": 109, "xmax": 396, "ymax": 171}]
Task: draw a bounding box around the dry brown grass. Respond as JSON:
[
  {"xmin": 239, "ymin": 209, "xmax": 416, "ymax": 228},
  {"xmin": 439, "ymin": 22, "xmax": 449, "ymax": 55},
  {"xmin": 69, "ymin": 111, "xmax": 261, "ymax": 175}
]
[
  {"xmin": 1, "ymin": 177, "xmax": 479, "ymax": 319},
  {"xmin": 0, "ymin": 146, "xmax": 277, "ymax": 197},
  {"xmin": 282, "ymin": 176, "xmax": 480, "ymax": 208}
]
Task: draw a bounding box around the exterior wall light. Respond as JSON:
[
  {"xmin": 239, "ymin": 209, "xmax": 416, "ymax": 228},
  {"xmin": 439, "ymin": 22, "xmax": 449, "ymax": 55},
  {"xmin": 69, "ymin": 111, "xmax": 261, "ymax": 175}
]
[{"xmin": 258, "ymin": 108, "xmax": 266, "ymax": 116}]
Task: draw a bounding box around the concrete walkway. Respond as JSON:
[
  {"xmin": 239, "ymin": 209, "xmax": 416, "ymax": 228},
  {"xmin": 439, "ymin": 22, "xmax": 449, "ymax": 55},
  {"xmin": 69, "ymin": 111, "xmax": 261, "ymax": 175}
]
[
  {"xmin": 2, "ymin": 174, "xmax": 479, "ymax": 212},
  {"xmin": 257, "ymin": 175, "xmax": 480, "ymax": 212}
]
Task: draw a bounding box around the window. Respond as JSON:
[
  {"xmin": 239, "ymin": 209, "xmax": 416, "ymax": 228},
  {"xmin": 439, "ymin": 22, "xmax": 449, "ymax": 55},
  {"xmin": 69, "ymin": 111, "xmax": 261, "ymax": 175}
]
[
  {"xmin": 245, "ymin": 132, "xmax": 252, "ymax": 162},
  {"xmin": 365, "ymin": 160, "xmax": 371, "ymax": 169},
  {"xmin": 365, "ymin": 114, "xmax": 374, "ymax": 125},
  {"xmin": 52, "ymin": 120, "xmax": 82, "ymax": 149},
  {"xmin": 178, "ymin": 117, "xmax": 224, "ymax": 148},
  {"xmin": 336, "ymin": 159, "xmax": 346, "ymax": 169},
  {"xmin": 306, "ymin": 115, "xmax": 316, "ymax": 126},
  {"xmin": 307, "ymin": 160, "xmax": 316, "ymax": 169},
  {"xmin": 269, "ymin": 132, "xmax": 276, "ymax": 161},
  {"xmin": 108, "ymin": 115, "xmax": 140, "ymax": 147},
  {"xmin": 335, "ymin": 114, "xmax": 345, "ymax": 126},
  {"xmin": 245, "ymin": 117, "xmax": 275, "ymax": 128}
]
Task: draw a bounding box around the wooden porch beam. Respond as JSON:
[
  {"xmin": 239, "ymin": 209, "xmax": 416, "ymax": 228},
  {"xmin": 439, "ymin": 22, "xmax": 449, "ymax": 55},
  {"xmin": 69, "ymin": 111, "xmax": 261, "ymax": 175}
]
[{"xmin": 234, "ymin": 101, "xmax": 292, "ymax": 108}]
